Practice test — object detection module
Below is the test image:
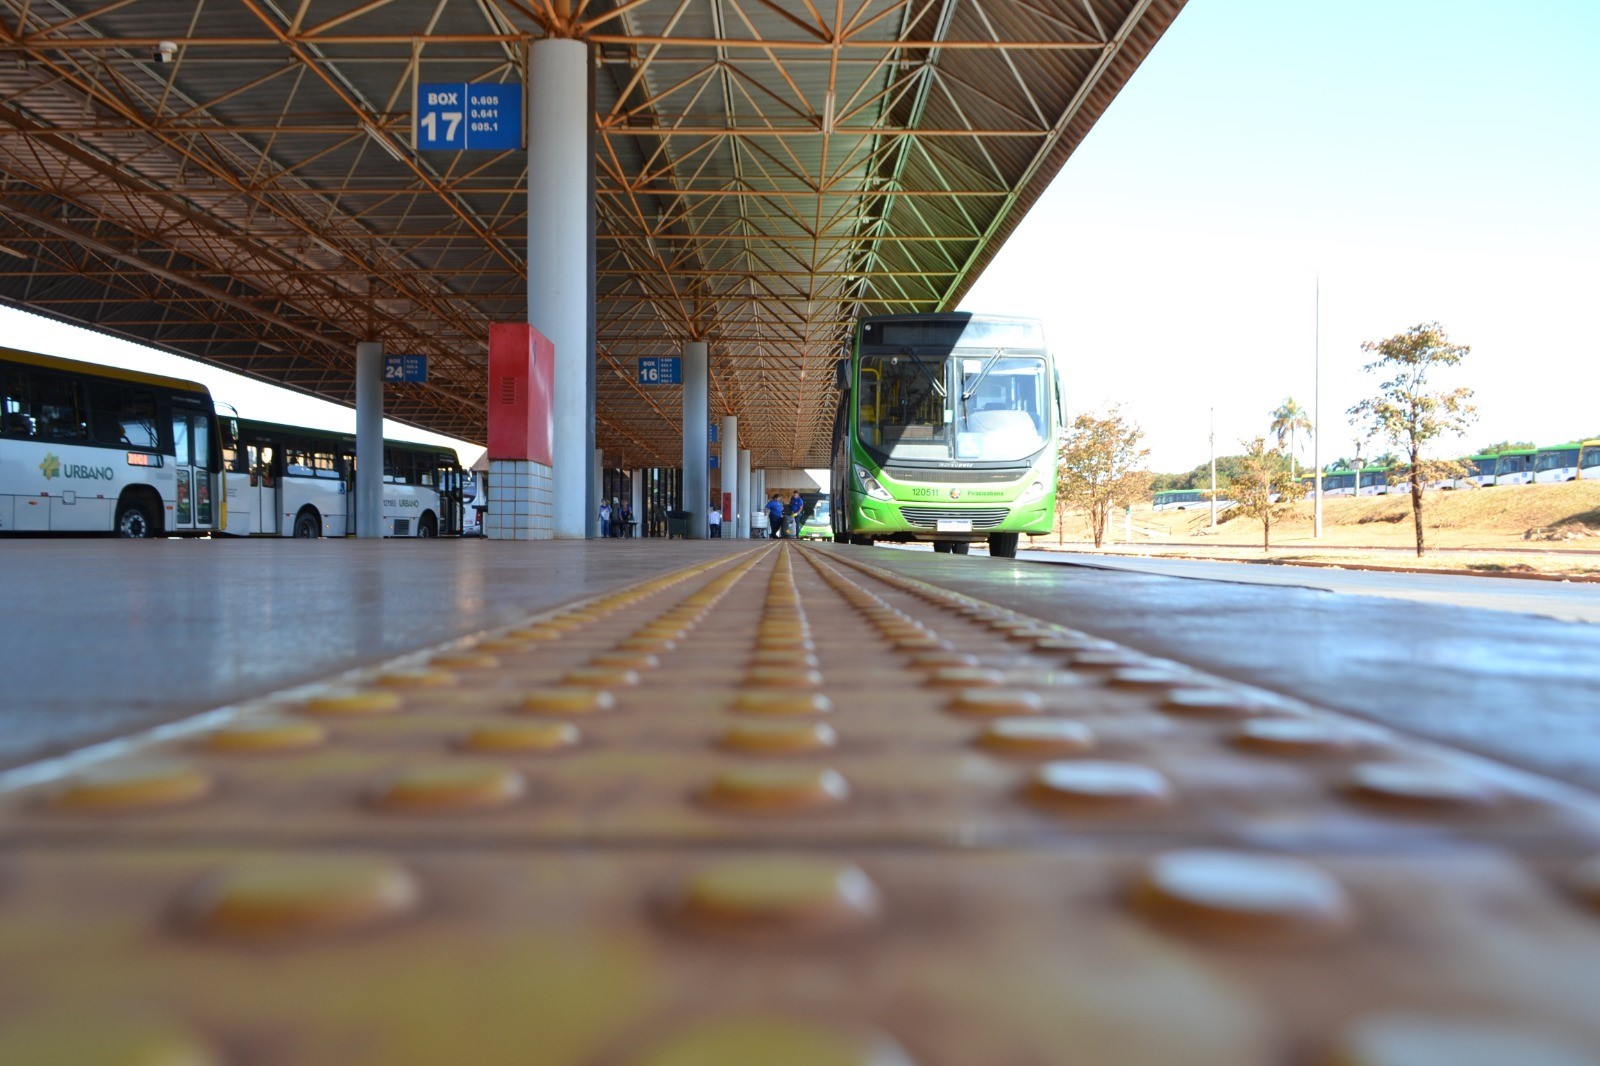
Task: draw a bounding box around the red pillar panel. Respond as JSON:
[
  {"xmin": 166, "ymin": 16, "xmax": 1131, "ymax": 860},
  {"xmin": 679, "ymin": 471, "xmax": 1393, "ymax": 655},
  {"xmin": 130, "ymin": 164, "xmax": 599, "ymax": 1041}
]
[{"xmin": 488, "ymin": 322, "xmax": 555, "ymax": 465}]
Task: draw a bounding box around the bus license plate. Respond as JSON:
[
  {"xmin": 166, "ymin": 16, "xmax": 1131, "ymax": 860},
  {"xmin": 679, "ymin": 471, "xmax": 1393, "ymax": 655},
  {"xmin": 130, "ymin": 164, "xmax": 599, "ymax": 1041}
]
[{"xmin": 936, "ymin": 519, "xmax": 972, "ymax": 533}]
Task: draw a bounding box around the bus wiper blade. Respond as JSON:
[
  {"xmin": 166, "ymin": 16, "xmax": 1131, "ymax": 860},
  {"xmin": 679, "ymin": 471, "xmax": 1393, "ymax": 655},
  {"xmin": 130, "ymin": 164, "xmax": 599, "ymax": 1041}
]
[{"xmin": 961, "ymin": 349, "xmax": 1004, "ymax": 402}]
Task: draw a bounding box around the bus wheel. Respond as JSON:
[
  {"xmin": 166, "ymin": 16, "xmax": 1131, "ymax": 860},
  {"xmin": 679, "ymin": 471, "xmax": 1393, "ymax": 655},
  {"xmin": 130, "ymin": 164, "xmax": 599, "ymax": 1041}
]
[
  {"xmin": 417, "ymin": 513, "xmax": 438, "ymax": 538},
  {"xmin": 293, "ymin": 510, "xmax": 321, "ymax": 539},
  {"xmin": 833, "ymin": 533, "xmax": 849, "ymax": 544},
  {"xmin": 115, "ymin": 497, "xmax": 157, "ymax": 538},
  {"xmin": 849, "ymin": 534, "xmax": 874, "ymax": 546},
  {"xmin": 987, "ymin": 532, "xmax": 1019, "ymax": 559},
  {"xmin": 931, "ymin": 541, "xmax": 952, "ymax": 553},
  {"xmin": 950, "ymin": 541, "xmax": 970, "ymax": 555}
]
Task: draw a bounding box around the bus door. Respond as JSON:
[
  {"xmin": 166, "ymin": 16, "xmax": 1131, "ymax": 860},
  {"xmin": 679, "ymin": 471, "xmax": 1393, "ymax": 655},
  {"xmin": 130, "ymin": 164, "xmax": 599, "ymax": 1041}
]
[
  {"xmin": 250, "ymin": 443, "xmax": 279, "ymax": 534},
  {"xmin": 170, "ymin": 403, "xmax": 216, "ymax": 532}
]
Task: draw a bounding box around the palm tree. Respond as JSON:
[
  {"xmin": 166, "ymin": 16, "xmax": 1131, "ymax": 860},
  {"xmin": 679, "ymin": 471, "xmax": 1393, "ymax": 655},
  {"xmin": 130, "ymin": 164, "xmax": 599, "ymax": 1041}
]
[{"xmin": 1269, "ymin": 397, "xmax": 1313, "ymax": 479}]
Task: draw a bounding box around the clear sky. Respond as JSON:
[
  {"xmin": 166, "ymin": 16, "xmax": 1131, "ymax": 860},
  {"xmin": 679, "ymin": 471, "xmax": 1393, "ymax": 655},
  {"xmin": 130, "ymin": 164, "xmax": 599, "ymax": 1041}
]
[
  {"xmin": 961, "ymin": 0, "xmax": 1600, "ymax": 471},
  {"xmin": 3, "ymin": 0, "xmax": 1595, "ymax": 476}
]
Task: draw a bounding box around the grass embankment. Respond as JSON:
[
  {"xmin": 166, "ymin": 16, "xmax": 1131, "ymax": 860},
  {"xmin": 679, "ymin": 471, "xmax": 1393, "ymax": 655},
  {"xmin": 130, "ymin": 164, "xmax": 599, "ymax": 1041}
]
[{"xmin": 1044, "ymin": 481, "xmax": 1600, "ymax": 578}]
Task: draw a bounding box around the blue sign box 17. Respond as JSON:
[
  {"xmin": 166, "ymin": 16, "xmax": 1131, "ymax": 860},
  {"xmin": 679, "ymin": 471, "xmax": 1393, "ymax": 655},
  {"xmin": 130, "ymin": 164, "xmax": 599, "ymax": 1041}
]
[{"xmin": 416, "ymin": 82, "xmax": 522, "ymax": 151}]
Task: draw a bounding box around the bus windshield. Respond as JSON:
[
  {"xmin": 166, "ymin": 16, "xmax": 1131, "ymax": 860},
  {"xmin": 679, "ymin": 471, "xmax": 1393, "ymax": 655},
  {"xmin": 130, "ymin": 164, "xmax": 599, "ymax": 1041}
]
[{"xmin": 857, "ymin": 351, "xmax": 1047, "ymax": 463}]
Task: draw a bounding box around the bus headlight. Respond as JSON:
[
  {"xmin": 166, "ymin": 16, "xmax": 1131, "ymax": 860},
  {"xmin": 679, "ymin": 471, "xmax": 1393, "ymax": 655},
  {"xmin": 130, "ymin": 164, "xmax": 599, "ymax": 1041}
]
[
  {"xmin": 1017, "ymin": 480, "xmax": 1046, "ymax": 504},
  {"xmin": 854, "ymin": 464, "xmax": 892, "ymax": 501}
]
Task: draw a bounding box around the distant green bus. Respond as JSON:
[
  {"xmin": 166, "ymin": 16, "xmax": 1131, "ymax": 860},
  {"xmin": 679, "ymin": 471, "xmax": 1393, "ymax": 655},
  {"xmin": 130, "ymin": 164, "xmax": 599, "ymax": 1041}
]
[{"xmin": 829, "ymin": 313, "xmax": 1059, "ymax": 558}]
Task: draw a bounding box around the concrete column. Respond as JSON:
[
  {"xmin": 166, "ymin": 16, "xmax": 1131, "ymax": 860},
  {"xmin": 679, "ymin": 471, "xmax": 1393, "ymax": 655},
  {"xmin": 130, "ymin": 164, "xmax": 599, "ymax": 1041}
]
[
  {"xmin": 354, "ymin": 341, "xmax": 384, "ymax": 539},
  {"xmin": 720, "ymin": 415, "xmax": 738, "ymax": 539},
  {"xmin": 527, "ymin": 37, "xmax": 590, "ymax": 539},
  {"xmin": 630, "ymin": 470, "xmax": 644, "ymax": 538},
  {"xmin": 593, "ymin": 448, "xmax": 604, "ymax": 536},
  {"xmin": 681, "ymin": 340, "xmax": 709, "ymax": 539},
  {"xmin": 737, "ymin": 448, "xmax": 752, "ymax": 538},
  {"xmin": 754, "ymin": 469, "xmax": 766, "ymax": 537}
]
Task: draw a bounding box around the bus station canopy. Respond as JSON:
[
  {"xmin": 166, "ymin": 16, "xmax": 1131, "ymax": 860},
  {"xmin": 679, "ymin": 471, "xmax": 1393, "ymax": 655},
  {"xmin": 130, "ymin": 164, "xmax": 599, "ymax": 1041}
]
[{"xmin": 0, "ymin": 0, "xmax": 1184, "ymax": 469}]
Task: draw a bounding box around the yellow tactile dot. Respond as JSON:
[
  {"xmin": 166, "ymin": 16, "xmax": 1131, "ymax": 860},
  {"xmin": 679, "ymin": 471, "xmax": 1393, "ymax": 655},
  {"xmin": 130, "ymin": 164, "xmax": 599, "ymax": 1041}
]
[
  {"xmin": 1033, "ymin": 635, "xmax": 1109, "ymax": 653},
  {"xmin": 1065, "ymin": 649, "xmax": 1149, "ymax": 669},
  {"xmin": 505, "ymin": 625, "xmax": 566, "ymax": 640},
  {"xmin": 372, "ymin": 669, "xmax": 457, "ymax": 689},
  {"xmin": 892, "ymin": 635, "xmax": 950, "ymax": 651},
  {"xmin": 628, "ymin": 1017, "xmax": 912, "ymax": 1066},
  {"xmin": 701, "ymin": 766, "xmax": 850, "ymax": 813},
  {"xmin": 750, "ymin": 649, "xmax": 821, "ymax": 668},
  {"xmin": 1341, "ymin": 763, "xmax": 1498, "ymax": 810},
  {"xmin": 472, "ymin": 638, "xmax": 537, "ymax": 653},
  {"xmin": 977, "ymin": 718, "xmax": 1096, "ymax": 756},
  {"xmin": 718, "ymin": 721, "xmax": 840, "ymax": 755},
  {"xmin": 924, "ymin": 666, "xmax": 1006, "ymax": 688},
  {"xmin": 1231, "ymin": 718, "xmax": 1361, "ymax": 756},
  {"xmin": 429, "ymin": 652, "xmax": 501, "ymax": 670},
  {"xmin": 1025, "ymin": 760, "xmax": 1172, "ymax": 812},
  {"xmin": 590, "ymin": 651, "xmax": 661, "ymax": 670},
  {"xmin": 1132, "ymin": 849, "xmax": 1354, "ymax": 944},
  {"xmin": 461, "ymin": 721, "xmax": 581, "ymax": 753},
  {"xmin": 1108, "ymin": 665, "xmax": 1199, "ymax": 689},
  {"xmin": 1162, "ymin": 687, "xmax": 1273, "ymax": 717},
  {"xmin": 744, "ymin": 667, "xmax": 824, "ymax": 689},
  {"xmin": 181, "ymin": 855, "xmax": 419, "ymax": 939},
  {"xmin": 947, "ymin": 688, "xmax": 1046, "ymax": 717},
  {"xmin": 1318, "ymin": 1013, "xmax": 1597, "ymax": 1066},
  {"xmin": 1571, "ymin": 855, "xmax": 1600, "ymax": 910},
  {"xmin": 0, "ymin": 1016, "xmax": 220, "ymax": 1066},
  {"xmin": 371, "ymin": 763, "xmax": 526, "ymax": 812},
  {"xmin": 203, "ymin": 717, "xmax": 328, "ymax": 753},
  {"xmin": 617, "ymin": 637, "xmax": 677, "ymax": 653},
  {"xmin": 908, "ymin": 650, "xmax": 979, "ymax": 668},
  {"xmin": 563, "ymin": 666, "xmax": 642, "ymax": 688},
  {"xmin": 303, "ymin": 690, "xmax": 404, "ymax": 716},
  {"xmin": 670, "ymin": 856, "xmax": 880, "ymax": 933},
  {"xmin": 758, "ymin": 636, "xmax": 816, "ymax": 653},
  {"xmin": 731, "ymin": 691, "xmax": 834, "ymax": 716},
  {"xmin": 52, "ymin": 761, "xmax": 213, "ymax": 812},
  {"xmin": 519, "ymin": 687, "xmax": 617, "ymax": 715}
]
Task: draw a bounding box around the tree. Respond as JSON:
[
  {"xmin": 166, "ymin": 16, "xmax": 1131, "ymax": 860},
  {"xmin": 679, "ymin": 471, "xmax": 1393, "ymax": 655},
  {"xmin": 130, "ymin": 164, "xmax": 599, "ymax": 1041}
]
[
  {"xmin": 1226, "ymin": 437, "xmax": 1306, "ymax": 551},
  {"xmin": 1269, "ymin": 397, "xmax": 1313, "ymax": 478},
  {"xmin": 1057, "ymin": 408, "xmax": 1152, "ymax": 549},
  {"xmin": 1348, "ymin": 322, "xmax": 1477, "ymax": 556}
]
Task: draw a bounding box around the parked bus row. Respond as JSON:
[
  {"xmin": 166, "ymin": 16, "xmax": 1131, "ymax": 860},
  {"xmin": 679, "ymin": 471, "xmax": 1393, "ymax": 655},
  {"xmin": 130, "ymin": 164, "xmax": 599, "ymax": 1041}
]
[
  {"xmin": 1304, "ymin": 440, "xmax": 1600, "ymax": 498},
  {"xmin": 0, "ymin": 346, "xmax": 464, "ymax": 537}
]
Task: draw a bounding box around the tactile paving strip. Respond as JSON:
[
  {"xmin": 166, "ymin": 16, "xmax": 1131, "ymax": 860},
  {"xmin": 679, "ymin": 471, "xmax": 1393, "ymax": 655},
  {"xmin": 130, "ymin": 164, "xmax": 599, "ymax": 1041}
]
[{"xmin": 2, "ymin": 543, "xmax": 1599, "ymax": 1065}]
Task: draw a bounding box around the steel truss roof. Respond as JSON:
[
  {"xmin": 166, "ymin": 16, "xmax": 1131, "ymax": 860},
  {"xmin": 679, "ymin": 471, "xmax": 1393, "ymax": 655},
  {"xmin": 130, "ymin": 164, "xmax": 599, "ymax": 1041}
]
[{"xmin": 0, "ymin": 0, "xmax": 1185, "ymax": 469}]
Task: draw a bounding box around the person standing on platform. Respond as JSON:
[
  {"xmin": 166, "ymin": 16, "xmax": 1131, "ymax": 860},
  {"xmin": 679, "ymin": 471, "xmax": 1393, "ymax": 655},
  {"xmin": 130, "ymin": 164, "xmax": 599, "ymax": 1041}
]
[
  {"xmin": 765, "ymin": 493, "xmax": 786, "ymax": 538},
  {"xmin": 708, "ymin": 502, "xmax": 723, "ymax": 538},
  {"xmin": 598, "ymin": 499, "xmax": 612, "ymax": 538},
  {"xmin": 787, "ymin": 490, "xmax": 804, "ymax": 538},
  {"xmin": 619, "ymin": 501, "xmax": 633, "ymax": 537}
]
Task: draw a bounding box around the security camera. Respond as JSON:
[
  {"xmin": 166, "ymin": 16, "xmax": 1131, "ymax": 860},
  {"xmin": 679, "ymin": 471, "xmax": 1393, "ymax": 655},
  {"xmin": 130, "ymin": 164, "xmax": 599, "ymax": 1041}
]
[{"xmin": 154, "ymin": 41, "xmax": 176, "ymax": 64}]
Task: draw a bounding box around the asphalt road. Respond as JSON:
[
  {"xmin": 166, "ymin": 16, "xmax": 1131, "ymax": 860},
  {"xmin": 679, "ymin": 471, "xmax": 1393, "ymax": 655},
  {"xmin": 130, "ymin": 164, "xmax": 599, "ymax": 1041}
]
[{"xmin": 1020, "ymin": 550, "xmax": 1600, "ymax": 624}]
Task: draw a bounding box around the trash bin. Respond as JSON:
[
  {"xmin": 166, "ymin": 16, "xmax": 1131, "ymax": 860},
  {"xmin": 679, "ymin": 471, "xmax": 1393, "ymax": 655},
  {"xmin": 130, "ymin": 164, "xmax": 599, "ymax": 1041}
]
[{"xmin": 666, "ymin": 510, "xmax": 690, "ymax": 539}]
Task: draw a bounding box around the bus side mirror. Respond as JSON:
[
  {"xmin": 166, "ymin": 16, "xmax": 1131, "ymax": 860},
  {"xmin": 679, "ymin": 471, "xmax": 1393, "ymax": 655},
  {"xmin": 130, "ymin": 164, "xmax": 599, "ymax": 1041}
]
[{"xmin": 834, "ymin": 359, "xmax": 849, "ymax": 391}]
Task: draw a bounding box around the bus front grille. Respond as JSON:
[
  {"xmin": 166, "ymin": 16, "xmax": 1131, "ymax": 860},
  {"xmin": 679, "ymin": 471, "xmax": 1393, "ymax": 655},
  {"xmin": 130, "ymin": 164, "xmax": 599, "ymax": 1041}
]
[
  {"xmin": 883, "ymin": 466, "xmax": 1026, "ymax": 484},
  {"xmin": 898, "ymin": 506, "xmax": 1009, "ymax": 529}
]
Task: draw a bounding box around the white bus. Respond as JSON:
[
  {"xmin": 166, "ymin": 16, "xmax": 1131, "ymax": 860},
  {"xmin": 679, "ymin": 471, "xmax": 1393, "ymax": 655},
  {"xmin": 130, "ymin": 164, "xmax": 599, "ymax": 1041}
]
[
  {"xmin": 1534, "ymin": 442, "xmax": 1584, "ymax": 483},
  {"xmin": 219, "ymin": 416, "xmax": 464, "ymax": 537},
  {"xmin": 1, "ymin": 347, "xmax": 222, "ymax": 536}
]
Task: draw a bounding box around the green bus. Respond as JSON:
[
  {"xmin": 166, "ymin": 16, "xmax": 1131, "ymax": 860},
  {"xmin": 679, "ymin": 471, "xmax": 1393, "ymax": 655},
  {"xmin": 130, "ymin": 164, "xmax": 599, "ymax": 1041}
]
[{"xmin": 828, "ymin": 313, "xmax": 1059, "ymax": 558}]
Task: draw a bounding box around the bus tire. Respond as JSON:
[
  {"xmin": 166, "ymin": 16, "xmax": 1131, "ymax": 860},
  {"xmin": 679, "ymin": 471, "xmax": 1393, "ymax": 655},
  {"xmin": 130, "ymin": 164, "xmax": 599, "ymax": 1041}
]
[
  {"xmin": 417, "ymin": 513, "xmax": 438, "ymax": 538},
  {"xmin": 114, "ymin": 493, "xmax": 159, "ymax": 538},
  {"xmin": 951, "ymin": 541, "xmax": 971, "ymax": 555},
  {"xmin": 931, "ymin": 541, "xmax": 952, "ymax": 553},
  {"xmin": 833, "ymin": 533, "xmax": 849, "ymax": 544},
  {"xmin": 849, "ymin": 534, "xmax": 874, "ymax": 546},
  {"xmin": 987, "ymin": 532, "xmax": 1019, "ymax": 559},
  {"xmin": 292, "ymin": 509, "xmax": 321, "ymax": 539}
]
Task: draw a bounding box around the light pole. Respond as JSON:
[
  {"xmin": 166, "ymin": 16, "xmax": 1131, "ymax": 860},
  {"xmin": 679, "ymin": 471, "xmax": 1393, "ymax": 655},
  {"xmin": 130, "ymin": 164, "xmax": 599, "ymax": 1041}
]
[
  {"xmin": 1209, "ymin": 407, "xmax": 1217, "ymax": 530},
  {"xmin": 1313, "ymin": 275, "xmax": 1323, "ymax": 538}
]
